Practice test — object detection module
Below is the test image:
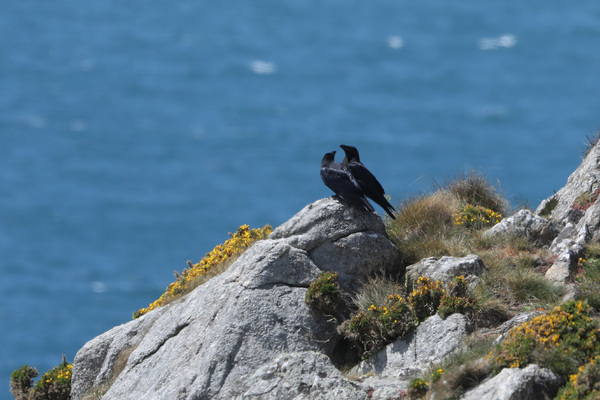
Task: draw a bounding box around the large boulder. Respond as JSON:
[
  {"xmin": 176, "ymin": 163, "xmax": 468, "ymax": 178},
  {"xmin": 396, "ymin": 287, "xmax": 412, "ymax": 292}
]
[
  {"xmin": 460, "ymin": 364, "xmax": 562, "ymax": 400},
  {"xmin": 71, "ymin": 197, "xmax": 402, "ymax": 400}
]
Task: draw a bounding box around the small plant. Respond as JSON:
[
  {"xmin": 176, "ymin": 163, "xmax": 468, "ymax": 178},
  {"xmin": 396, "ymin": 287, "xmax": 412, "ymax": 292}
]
[
  {"xmin": 407, "ymin": 377, "xmax": 429, "ymax": 398},
  {"xmin": 453, "ymin": 204, "xmax": 502, "ymax": 230},
  {"xmin": 134, "ymin": 224, "xmax": 272, "ymax": 318},
  {"xmin": 556, "ymin": 355, "xmax": 600, "ymax": 399},
  {"xmin": 427, "ymin": 337, "xmax": 495, "ymax": 400},
  {"xmin": 438, "ymin": 295, "xmax": 474, "ymax": 319},
  {"xmin": 10, "ymin": 365, "xmax": 39, "ymax": 400},
  {"xmin": 572, "ymin": 188, "xmax": 600, "ymax": 211},
  {"xmin": 430, "ymin": 368, "xmax": 445, "ymax": 383},
  {"xmin": 408, "ymin": 277, "xmax": 445, "ymax": 322},
  {"xmin": 539, "ymin": 196, "xmax": 558, "ymax": 218},
  {"xmin": 340, "ymin": 281, "xmax": 416, "ymax": 359},
  {"xmin": 376, "ymin": 294, "xmax": 415, "ymax": 339},
  {"xmin": 305, "ymin": 271, "xmax": 340, "ymax": 314},
  {"xmin": 574, "ymin": 244, "xmax": 600, "ymax": 312}
]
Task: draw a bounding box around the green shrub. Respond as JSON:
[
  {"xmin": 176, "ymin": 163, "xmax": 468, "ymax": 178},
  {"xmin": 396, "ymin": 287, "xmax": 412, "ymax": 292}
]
[
  {"xmin": 340, "ymin": 288, "xmax": 417, "ymax": 360},
  {"xmin": 341, "ymin": 276, "xmax": 477, "ymax": 359},
  {"xmin": 11, "ymin": 358, "xmax": 73, "ymax": 400},
  {"xmin": 438, "ymin": 295, "xmax": 475, "ymax": 319},
  {"xmin": 453, "ymin": 204, "xmax": 502, "ymax": 230},
  {"xmin": 490, "ymin": 300, "xmax": 600, "ymax": 379},
  {"xmin": 376, "ymin": 294, "xmax": 415, "ymax": 339},
  {"xmin": 10, "ymin": 365, "xmax": 39, "ymax": 400},
  {"xmin": 305, "ymin": 271, "xmax": 340, "ymax": 314},
  {"xmin": 539, "ymin": 197, "xmax": 558, "ymax": 218},
  {"xmin": 556, "ymin": 355, "xmax": 600, "ymax": 399},
  {"xmin": 408, "ymin": 277, "xmax": 445, "ymax": 322},
  {"xmin": 30, "ymin": 360, "xmax": 72, "ymax": 400}
]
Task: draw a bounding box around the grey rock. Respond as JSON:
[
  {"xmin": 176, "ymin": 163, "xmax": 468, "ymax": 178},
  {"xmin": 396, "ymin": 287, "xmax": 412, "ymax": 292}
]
[
  {"xmin": 234, "ymin": 351, "xmax": 368, "ymax": 400},
  {"xmin": 535, "ymin": 141, "xmax": 600, "ymax": 223},
  {"xmin": 483, "ymin": 210, "xmax": 553, "ymax": 246},
  {"xmin": 406, "ymin": 255, "xmax": 485, "ymax": 287},
  {"xmin": 269, "ymin": 198, "xmax": 386, "ymax": 251},
  {"xmin": 71, "ymin": 197, "xmax": 402, "ymax": 400},
  {"xmin": 351, "ymin": 314, "xmax": 468, "ymax": 394},
  {"xmin": 461, "ymin": 364, "xmax": 562, "ymax": 400},
  {"xmin": 535, "ymin": 141, "xmax": 600, "ymax": 283}
]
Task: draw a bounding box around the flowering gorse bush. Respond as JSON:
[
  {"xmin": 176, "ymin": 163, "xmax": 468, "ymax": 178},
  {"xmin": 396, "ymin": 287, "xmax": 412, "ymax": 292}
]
[
  {"xmin": 305, "ymin": 271, "xmax": 340, "ymax": 314},
  {"xmin": 409, "ymin": 277, "xmax": 445, "ymax": 321},
  {"xmin": 438, "ymin": 276, "xmax": 476, "ymax": 319},
  {"xmin": 341, "ymin": 276, "xmax": 475, "ymax": 359},
  {"xmin": 134, "ymin": 224, "xmax": 272, "ymax": 318},
  {"xmin": 490, "ymin": 300, "xmax": 600, "ymax": 379},
  {"xmin": 557, "ymin": 354, "xmax": 600, "ymax": 399},
  {"xmin": 377, "ymin": 294, "xmax": 414, "ymax": 339},
  {"xmin": 11, "ymin": 359, "xmax": 73, "ymax": 400},
  {"xmin": 453, "ymin": 204, "xmax": 502, "ymax": 230},
  {"xmin": 556, "ymin": 356, "xmax": 600, "ymax": 400}
]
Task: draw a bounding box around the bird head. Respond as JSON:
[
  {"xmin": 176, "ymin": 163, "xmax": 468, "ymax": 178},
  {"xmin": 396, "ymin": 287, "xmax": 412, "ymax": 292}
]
[
  {"xmin": 340, "ymin": 145, "xmax": 360, "ymax": 162},
  {"xmin": 321, "ymin": 151, "xmax": 336, "ymax": 167}
]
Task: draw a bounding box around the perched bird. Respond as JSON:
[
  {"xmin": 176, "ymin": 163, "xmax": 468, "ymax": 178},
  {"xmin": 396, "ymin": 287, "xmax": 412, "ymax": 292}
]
[
  {"xmin": 340, "ymin": 145, "xmax": 396, "ymax": 219},
  {"xmin": 320, "ymin": 151, "xmax": 375, "ymax": 213}
]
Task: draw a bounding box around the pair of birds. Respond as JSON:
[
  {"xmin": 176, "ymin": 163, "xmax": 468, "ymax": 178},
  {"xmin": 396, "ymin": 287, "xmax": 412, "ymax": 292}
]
[{"xmin": 321, "ymin": 145, "xmax": 396, "ymax": 219}]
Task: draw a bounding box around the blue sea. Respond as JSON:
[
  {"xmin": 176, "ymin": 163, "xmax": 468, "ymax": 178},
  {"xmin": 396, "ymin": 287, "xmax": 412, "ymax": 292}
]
[{"xmin": 1, "ymin": 1, "xmax": 599, "ymax": 397}]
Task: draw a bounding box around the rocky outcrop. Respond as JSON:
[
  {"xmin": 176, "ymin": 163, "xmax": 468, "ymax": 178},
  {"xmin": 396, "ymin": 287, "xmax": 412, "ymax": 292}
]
[
  {"xmin": 69, "ymin": 140, "xmax": 600, "ymax": 400},
  {"xmin": 406, "ymin": 255, "xmax": 485, "ymax": 287},
  {"xmin": 535, "ymin": 141, "xmax": 600, "ymax": 283},
  {"xmin": 460, "ymin": 364, "xmax": 562, "ymax": 400},
  {"xmin": 71, "ymin": 197, "xmax": 402, "ymax": 400}
]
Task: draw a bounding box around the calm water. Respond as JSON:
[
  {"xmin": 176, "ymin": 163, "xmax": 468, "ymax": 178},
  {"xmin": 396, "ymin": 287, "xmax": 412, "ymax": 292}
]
[{"xmin": 1, "ymin": 1, "xmax": 599, "ymax": 397}]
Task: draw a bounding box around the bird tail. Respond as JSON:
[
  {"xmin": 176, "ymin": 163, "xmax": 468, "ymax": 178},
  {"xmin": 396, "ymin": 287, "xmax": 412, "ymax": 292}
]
[{"xmin": 383, "ymin": 203, "xmax": 396, "ymax": 220}]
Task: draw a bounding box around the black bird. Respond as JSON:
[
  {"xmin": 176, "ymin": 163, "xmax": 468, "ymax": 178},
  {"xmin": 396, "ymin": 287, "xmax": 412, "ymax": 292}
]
[
  {"xmin": 340, "ymin": 145, "xmax": 396, "ymax": 219},
  {"xmin": 320, "ymin": 151, "xmax": 375, "ymax": 213}
]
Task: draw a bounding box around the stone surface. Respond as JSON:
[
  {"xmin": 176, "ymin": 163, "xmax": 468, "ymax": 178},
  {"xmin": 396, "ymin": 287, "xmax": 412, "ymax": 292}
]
[
  {"xmin": 406, "ymin": 255, "xmax": 485, "ymax": 287},
  {"xmin": 71, "ymin": 197, "xmax": 402, "ymax": 400},
  {"xmin": 233, "ymin": 351, "xmax": 367, "ymax": 400},
  {"xmin": 461, "ymin": 364, "xmax": 562, "ymax": 400},
  {"xmin": 352, "ymin": 314, "xmax": 468, "ymax": 388},
  {"xmin": 535, "ymin": 141, "xmax": 600, "ymax": 224},
  {"xmin": 483, "ymin": 209, "xmax": 554, "ymax": 246},
  {"xmin": 535, "ymin": 141, "xmax": 600, "ymax": 283}
]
